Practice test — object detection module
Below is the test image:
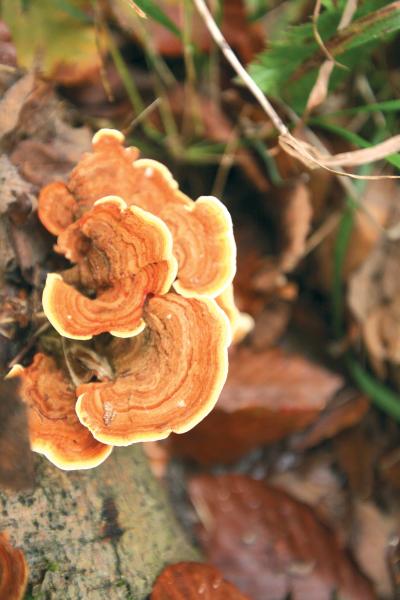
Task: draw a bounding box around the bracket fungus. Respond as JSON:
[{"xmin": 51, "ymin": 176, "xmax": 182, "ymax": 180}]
[
  {"xmin": 8, "ymin": 354, "xmax": 112, "ymax": 470},
  {"xmin": 43, "ymin": 196, "xmax": 177, "ymax": 339},
  {"xmin": 75, "ymin": 293, "xmax": 230, "ymax": 445},
  {"xmin": 0, "ymin": 532, "xmax": 28, "ymax": 600},
  {"xmin": 216, "ymin": 284, "xmax": 254, "ymax": 344},
  {"xmin": 38, "ymin": 128, "xmax": 236, "ymax": 298},
  {"xmin": 9, "ymin": 128, "xmax": 240, "ymax": 469}
]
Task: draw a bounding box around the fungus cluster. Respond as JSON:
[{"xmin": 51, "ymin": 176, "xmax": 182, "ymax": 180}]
[{"xmin": 12, "ymin": 129, "xmax": 252, "ymax": 470}]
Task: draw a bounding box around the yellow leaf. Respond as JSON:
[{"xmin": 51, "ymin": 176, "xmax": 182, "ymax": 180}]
[{"xmin": 2, "ymin": 0, "xmax": 102, "ymax": 86}]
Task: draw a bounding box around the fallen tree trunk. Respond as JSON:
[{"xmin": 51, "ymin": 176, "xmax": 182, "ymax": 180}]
[{"xmin": 0, "ymin": 445, "xmax": 198, "ymax": 598}]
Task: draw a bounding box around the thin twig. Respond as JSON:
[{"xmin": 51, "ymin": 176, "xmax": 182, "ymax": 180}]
[
  {"xmin": 312, "ymin": 0, "xmax": 344, "ymax": 67},
  {"xmin": 192, "ymin": 0, "xmax": 289, "ymax": 136},
  {"xmin": 93, "ymin": 2, "xmax": 114, "ymax": 102},
  {"xmin": 212, "ymin": 126, "xmax": 240, "ymax": 198},
  {"xmin": 8, "ymin": 322, "xmax": 50, "ymax": 368},
  {"xmin": 122, "ymin": 97, "xmax": 161, "ymax": 136},
  {"xmin": 61, "ymin": 338, "xmax": 83, "ymax": 388},
  {"xmin": 303, "ymin": 211, "xmax": 342, "ymax": 256}
]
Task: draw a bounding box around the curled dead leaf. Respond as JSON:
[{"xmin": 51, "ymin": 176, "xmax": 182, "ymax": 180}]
[{"xmin": 278, "ymin": 181, "xmax": 313, "ymax": 273}]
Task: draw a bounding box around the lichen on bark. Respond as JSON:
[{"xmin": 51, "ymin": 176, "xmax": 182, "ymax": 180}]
[{"xmin": 0, "ymin": 446, "xmax": 199, "ymax": 599}]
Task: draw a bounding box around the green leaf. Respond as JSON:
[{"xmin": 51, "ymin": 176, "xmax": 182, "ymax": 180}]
[
  {"xmin": 318, "ymin": 98, "xmax": 400, "ymax": 117},
  {"xmin": 129, "ymin": 0, "xmax": 182, "ymax": 38},
  {"xmin": 331, "ymin": 1, "xmax": 400, "ymax": 55},
  {"xmin": 332, "ymin": 205, "xmax": 354, "ymax": 337},
  {"xmin": 53, "ymin": 0, "xmax": 91, "ymax": 22},
  {"xmin": 248, "ymin": 0, "xmax": 400, "ymax": 112}
]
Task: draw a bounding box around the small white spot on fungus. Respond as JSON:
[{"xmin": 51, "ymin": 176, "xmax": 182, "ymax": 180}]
[{"xmin": 103, "ymin": 401, "xmax": 115, "ymax": 426}]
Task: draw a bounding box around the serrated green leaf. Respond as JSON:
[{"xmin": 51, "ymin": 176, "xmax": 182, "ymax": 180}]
[
  {"xmin": 248, "ymin": 0, "xmax": 399, "ymax": 112},
  {"xmin": 331, "ymin": 1, "xmax": 400, "ymax": 55}
]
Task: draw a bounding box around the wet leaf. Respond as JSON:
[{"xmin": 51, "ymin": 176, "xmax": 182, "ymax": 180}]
[
  {"xmin": 171, "ymin": 347, "xmax": 342, "ymax": 464},
  {"xmin": 292, "ymin": 391, "xmax": 370, "ymax": 451},
  {"xmin": 151, "ymin": 561, "xmax": 250, "ymax": 599},
  {"xmin": 189, "ymin": 474, "xmax": 375, "ymax": 600}
]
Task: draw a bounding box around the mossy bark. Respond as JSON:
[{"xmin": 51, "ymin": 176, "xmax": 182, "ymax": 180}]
[{"xmin": 0, "ymin": 446, "xmax": 198, "ymax": 599}]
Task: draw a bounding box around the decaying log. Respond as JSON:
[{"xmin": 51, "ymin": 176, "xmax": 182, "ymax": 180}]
[{"xmin": 0, "ymin": 445, "xmax": 198, "ymax": 598}]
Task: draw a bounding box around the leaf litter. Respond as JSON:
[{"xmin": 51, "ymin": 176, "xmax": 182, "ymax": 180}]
[{"xmin": 1, "ymin": 2, "xmax": 400, "ymax": 598}]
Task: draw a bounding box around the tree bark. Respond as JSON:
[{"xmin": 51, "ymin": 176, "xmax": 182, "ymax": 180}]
[{"xmin": 0, "ymin": 446, "xmax": 199, "ymax": 599}]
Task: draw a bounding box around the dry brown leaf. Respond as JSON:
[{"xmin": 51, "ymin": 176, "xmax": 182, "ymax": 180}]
[
  {"xmin": 279, "ymin": 132, "xmax": 400, "ymax": 179},
  {"xmin": 171, "ymin": 346, "xmax": 342, "ymax": 464},
  {"xmin": 250, "ymin": 301, "xmax": 291, "ymax": 350},
  {"xmin": 314, "ymin": 178, "xmax": 396, "ymax": 294},
  {"xmin": 189, "ymin": 474, "xmax": 376, "ymax": 600},
  {"xmin": 292, "ymin": 391, "xmax": 370, "ymax": 451},
  {"xmin": 270, "ymin": 457, "xmax": 348, "ymax": 536},
  {"xmin": 348, "ymin": 227, "xmax": 400, "ymax": 373},
  {"xmin": 334, "ymin": 425, "xmax": 382, "ymax": 499},
  {"xmin": 380, "ymin": 447, "xmax": 400, "ymax": 491},
  {"xmin": 0, "ymin": 72, "xmax": 35, "ymax": 139},
  {"xmin": 278, "ymin": 181, "xmax": 313, "ymax": 273},
  {"xmin": 305, "ymin": 60, "xmax": 335, "ymax": 115},
  {"xmin": 350, "ymin": 502, "xmax": 398, "ymax": 599},
  {"xmin": 306, "ymin": 0, "xmax": 358, "ymax": 114},
  {"xmin": 387, "ymin": 533, "xmax": 400, "ymax": 597},
  {"xmin": 0, "ymin": 155, "xmax": 36, "ymax": 216}
]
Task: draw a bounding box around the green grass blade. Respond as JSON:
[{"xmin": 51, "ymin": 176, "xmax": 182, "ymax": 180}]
[
  {"xmin": 321, "ymin": 99, "xmax": 400, "ymax": 118},
  {"xmin": 53, "ymin": 0, "xmax": 91, "ymax": 23},
  {"xmin": 332, "ymin": 206, "xmax": 354, "ymax": 337},
  {"xmin": 131, "ymin": 0, "xmax": 182, "ymax": 38},
  {"xmin": 346, "ymin": 354, "xmax": 400, "ymax": 421}
]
